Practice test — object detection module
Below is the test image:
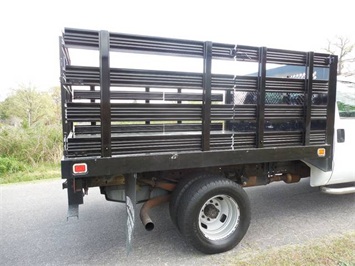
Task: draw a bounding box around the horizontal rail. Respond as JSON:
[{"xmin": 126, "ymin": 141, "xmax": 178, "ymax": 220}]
[
  {"xmin": 65, "ymin": 66, "xmax": 259, "ymax": 90},
  {"xmin": 63, "ymin": 28, "xmax": 331, "ymax": 66},
  {"xmin": 66, "ymin": 103, "xmax": 258, "ymax": 122},
  {"xmin": 66, "ymin": 103, "xmax": 327, "ymax": 122},
  {"xmin": 75, "ymin": 123, "xmax": 223, "ymax": 134},
  {"xmin": 66, "ymin": 129, "xmax": 324, "ymax": 156},
  {"xmin": 73, "ymin": 90, "xmax": 223, "ymax": 102}
]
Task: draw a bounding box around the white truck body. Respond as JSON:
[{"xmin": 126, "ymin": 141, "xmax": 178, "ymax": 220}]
[{"xmin": 309, "ymin": 81, "xmax": 355, "ymax": 187}]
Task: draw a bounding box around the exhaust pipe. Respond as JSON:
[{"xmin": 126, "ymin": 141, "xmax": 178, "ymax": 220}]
[{"xmin": 140, "ymin": 194, "xmax": 171, "ymax": 231}]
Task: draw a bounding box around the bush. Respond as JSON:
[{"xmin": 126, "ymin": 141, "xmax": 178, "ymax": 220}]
[
  {"xmin": 0, "ymin": 157, "xmax": 26, "ymax": 174},
  {"xmin": 0, "ymin": 124, "xmax": 62, "ymax": 166}
]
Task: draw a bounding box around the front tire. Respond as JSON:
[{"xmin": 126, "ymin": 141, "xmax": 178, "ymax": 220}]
[{"xmin": 177, "ymin": 176, "xmax": 251, "ymax": 254}]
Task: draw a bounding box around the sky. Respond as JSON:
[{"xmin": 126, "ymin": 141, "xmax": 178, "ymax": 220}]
[{"xmin": 0, "ymin": 0, "xmax": 353, "ymax": 101}]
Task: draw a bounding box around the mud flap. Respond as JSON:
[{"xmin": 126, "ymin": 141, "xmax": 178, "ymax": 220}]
[
  {"xmin": 125, "ymin": 173, "xmax": 137, "ymax": 254},
  {"xmin": 66, "ymin": 178, "xmax": 83, "ymax": 220},
  {"xmin": 67, "ymin": 204, "xmax": 79, "ymax": 220}
]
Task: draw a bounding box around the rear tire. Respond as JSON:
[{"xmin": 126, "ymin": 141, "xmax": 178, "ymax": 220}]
[
  {"xmin": 176, "ymin": 176, "xmax": 251, "ymax": 254},
  {"xmin": 169, "ymin": 173, "xmax": 213, "ymax": 229}
]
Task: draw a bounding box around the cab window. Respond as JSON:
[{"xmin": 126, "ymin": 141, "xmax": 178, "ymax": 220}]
[{"xmin": 337, "ymin": 81, "xmax": 355, "ymax": 119}]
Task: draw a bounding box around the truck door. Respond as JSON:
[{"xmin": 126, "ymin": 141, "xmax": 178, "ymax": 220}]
[{"xmin": 327, "ymin": 96, "xmax": 355, "ymax": 185}]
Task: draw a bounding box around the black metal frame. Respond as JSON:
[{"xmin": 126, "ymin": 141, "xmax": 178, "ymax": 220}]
[
  {"xmin": 202, "ymin": 42, "xmax": 212, "ymax": 151},
  {"xmin": 99, "ymin": 30, "xmax": 112, "ymax": 157},
  {"xmin": 256, "ymin": 47, "xmax": 267, "ymax": 148},
  {"xmin": 60, "ymin": 28, "xmax": 338, "ymax": 179},
  {"xmin": 307, "ymin": 54, "xmax": 338, "ymax": 171},
  {"xmin": 59, "ymin": 36, "xmax": 71, "ymax": 158},
  {"xmin": 304, "ymin": 52, "xmax": 314, "ymax": 145},
  {"xmin": 61, "ymin": 145, "xmax": 331, "ymax": 178}
]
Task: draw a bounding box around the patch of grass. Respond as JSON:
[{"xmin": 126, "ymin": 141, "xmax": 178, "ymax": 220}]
[
  {"xmin": 0, "ymin": 157, "xmax": 26, "ymax": 174},
  {"xmin": 225, "ymin": 232, "xmax": 355, "ymax": 266},
  {"xmin": 0, "ymin": 124, "xmax": 62, "ymax": 165},
  {"xmin": 0, "ymin": 163, "xmax": 60, "ymax": 184}
]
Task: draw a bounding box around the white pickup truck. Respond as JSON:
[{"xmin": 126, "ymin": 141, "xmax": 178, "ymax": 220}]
[{"xmin": 60, "ymin": 28, "xmax": 355, "ymax": 254}]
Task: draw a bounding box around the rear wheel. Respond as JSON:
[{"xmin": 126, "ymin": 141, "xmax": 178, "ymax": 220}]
[
  {"xmin": 177, "ymin": 176, "xmax": 251, "ymax": 254},
  {"xmin": 169, "ymin": 173, "xmax": 213, "ymax": 229}
]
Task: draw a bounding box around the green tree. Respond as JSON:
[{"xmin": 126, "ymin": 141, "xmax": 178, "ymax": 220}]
[
  {"xmin": 0, "ymin": 101, "xmax": 7, "ymax": 121},
  {"xmin": 1, "ymin": 84, "xmax": 60, "ymax": 127},
  {"xmin": 49, "ymin": 86, "xmax": 62, "ymax": 124}
]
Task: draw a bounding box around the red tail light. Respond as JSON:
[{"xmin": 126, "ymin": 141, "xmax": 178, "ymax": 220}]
[{"xmin": 73, "ymin": 163, "xmax": 88, "ymax": 174}]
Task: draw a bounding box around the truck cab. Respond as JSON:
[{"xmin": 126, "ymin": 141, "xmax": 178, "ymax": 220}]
[{"xmin": 309, "ymin": 80, "xmax": 355, "ymax": 190}]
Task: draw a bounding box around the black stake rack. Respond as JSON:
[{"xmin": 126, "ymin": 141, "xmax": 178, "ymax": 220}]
[{"xmin": 60, "ymin": 28, "xmax": 337, "ymax": 177}]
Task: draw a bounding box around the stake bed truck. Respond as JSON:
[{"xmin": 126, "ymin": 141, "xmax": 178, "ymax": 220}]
[{"xmin": 60, "ymin": 28, "xmax": 355, "ymax": 254}]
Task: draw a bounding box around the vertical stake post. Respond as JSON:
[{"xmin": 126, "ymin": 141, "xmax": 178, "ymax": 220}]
[
  {"xmin": 99, "ymin": 30, "xmax": 111, "ymax": 157},
  {"xmin": 256, "ymin": 47, "xmax": 267, "ymax": 148},
  {"xmin": 202, "ymin": 41, "xmax": 212, "ymax": 151},
  {"xmin": 304, "ymin": 52, "xmax": 314, "ymax": 145}
]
